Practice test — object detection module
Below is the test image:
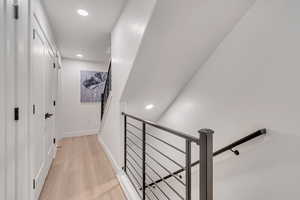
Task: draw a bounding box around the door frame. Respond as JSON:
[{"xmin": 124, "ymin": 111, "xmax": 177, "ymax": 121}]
[
  {"xmin": 15, "ymin": 0, "xmax": 30, "ymax": 199},
  {"xmin": 1, "ymin": 0, "xmax": 17, "ymax": 199},
  {"xmin": 0, "ymin": 0, "xmax": 6, "ymax": 199},
  {"xmin": 30, "ymin": 18, "xmax": 46, "ymax": 200},
  {"xmin": 29, "ymin": 13, "xmax": 58, "ymax": 200}
]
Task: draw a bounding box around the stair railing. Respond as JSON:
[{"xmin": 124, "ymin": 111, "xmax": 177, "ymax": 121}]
[
  {"xmin": 101, "ymin": 62, "xmax": 112, "ymax": 120},
  {"xmin": 122, "ymin": 112, "xmax": 214, "ymax": 200},
  {"xmin": 122, "ymin": 112, "xmax": 267, "ymax": 200}
]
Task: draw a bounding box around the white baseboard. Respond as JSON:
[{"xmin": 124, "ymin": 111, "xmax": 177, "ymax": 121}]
[
  {"xmin": 61, "ymin": 129, "xmax": 99, "ymax": 138},
  {"xmin": 97, "ymin": 134, "xmax": 121, "ymax": 173},
  {"xmin": 117, "ymin": 172, "xmax": 141, "ymax": 200},
  {"xmin": 97, "ymin": 134, "xmax": 140, "ymax": 200}
]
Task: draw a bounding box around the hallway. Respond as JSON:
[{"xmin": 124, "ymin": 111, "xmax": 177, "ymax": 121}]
[{"xmin": 39, "ymin": 135, "xmax": 126, "ymax": 200}]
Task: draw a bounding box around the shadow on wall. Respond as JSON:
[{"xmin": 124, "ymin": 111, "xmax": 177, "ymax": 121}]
[{"xmin": 214, "ymin": 129, "xmax": 300, "ymax": 199}]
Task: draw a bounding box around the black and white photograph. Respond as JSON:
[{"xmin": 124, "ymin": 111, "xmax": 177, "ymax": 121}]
[{"xmin": 80, "ymin": 71, "xmax": 107, "ymax": 103}]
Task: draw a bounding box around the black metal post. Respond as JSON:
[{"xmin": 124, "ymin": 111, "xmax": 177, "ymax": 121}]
[
  {"xmin": 124, "ymin": 115, "xmax": 127, "ymax": 173},
  {"xmin": 101, "ymin": 93, "xmax": 104, "ymax": 119},
  {"xmin": 199, "ymin": 129, "xmax": 214, "ymax": 200},
  {"xmin": 186, "ymin": 140, "xmax": 192, "ymax": 200},
  {"xmin": 142, "ymin": 122, "xmax": 146, "ymax": 200}
]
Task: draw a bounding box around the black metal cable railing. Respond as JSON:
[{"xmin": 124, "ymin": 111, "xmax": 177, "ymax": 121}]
[
  {"xmin": 122, "ymin": 112, "xmax": 267, "ymax": 200},
  {"xmin": 146, "ymin": 128, "xmax": 267, "ymax": 188},
  {"xmin": 122, "ymin": 112, "xmax": 216, "ymax": 200},
  {"xmin": 101, "ymin": 62, "xmax": 112, "ymax": 120}
]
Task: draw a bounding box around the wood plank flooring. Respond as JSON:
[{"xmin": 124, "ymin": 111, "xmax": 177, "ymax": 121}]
[{"xmin": 39, "ymin": 135, "xmax": 126, "ymax": 200}]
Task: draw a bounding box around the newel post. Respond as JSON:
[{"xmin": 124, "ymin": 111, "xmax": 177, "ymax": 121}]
[{"xmin": 199, "ymin": 128, "xmax": 214, "ymax": 200}]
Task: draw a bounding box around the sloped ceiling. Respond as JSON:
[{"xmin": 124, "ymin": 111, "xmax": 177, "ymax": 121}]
[{"xmin": 121, "ymin": 0, "xmax": 255, "ymax": 121}]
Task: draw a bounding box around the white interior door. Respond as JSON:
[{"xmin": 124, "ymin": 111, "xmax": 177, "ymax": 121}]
[
  {"xmin": 30, "ymin": 22, "xmax": 46, "ymax": 200},
  {"xmin": 30, "ymin": 17, "xmax": 57, "ymax": 199},
  {"xmin": 44, "ymin": 48, "xmax": 56, "ymax": 170}
]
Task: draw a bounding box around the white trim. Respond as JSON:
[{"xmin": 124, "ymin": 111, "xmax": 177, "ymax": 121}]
[
  {"xmin": 61, "ymin": 129, "xmax": 99, "ymax": 139},
  {"xmin": 117, "ymin": 172, "xmax": 141, "ymax": 200},
  {"xmin": 97, "ymin": 134, "xmax": 121, "ymax": 173},
  {"xmin": 97, "ymin": 134, "xmax": 140, "ymax": 200},
  {"xmin": 0, "ymin": 1, "xmax": 6, "ymax": 199}
]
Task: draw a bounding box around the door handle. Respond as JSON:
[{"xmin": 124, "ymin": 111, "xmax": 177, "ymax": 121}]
[{"xmin": 45, "ymin": 113, "xmax": 54, "ymax": 119}]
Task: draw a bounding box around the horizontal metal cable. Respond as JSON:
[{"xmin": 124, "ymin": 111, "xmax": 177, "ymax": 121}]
[
  {"xmin": 143, "ymin": 155, "xmax": 185, "ymax": 200},
  {"xmin": 126, "ymin": 169, "xmax": 142, "ymax": 199},
  {"xmin": 127, "ymin": 130, "xmax": 184, "ymax": 169},
  {"xmin": 127, "ymin": 145, "xmax": 143, "ymax": 161},
  {"xmin": 123, "ymin": 112, "xmax": 199, "ymax": 144},
  {"xmin": 147, "ymin": 128, "xmax": 268, "ymax": 188},
  {"xmin": 127, "ymin": 153, "xmax": 171, "ymax": 200},
  {"xmin": 127, "ymin": 122, "xmax": 186, "ymax": 154},
  {"xmin": 127, "ymin": 146, "xmax": 183, "ymax": 200},
  {"xmin": 122, "ymin": 112, "xmax": 200, "ymax": 144},
  {"xmin": 127, "ymin": 160, "xmax": 159, "ymax": 200},
  {"xmin": 146, "ymin": 132, "xmax": 185, "ymax": 154},
  {"xmin": 127, "ymin": 137, "xmax": 185, "ymax": 186},
  {"xmin": 127, "ymin": 165, "xmax": 152, "ymax": 200}
]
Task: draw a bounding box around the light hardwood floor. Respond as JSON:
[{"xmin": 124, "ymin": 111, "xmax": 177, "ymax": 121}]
[{"xmin": 39, "ymin": 135, "xmax": 126, "ymax": 200}]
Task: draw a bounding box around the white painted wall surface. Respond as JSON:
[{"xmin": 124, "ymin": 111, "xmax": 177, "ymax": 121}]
[
  {"xmin": 33, "ymin": 0, "xmax": 58, "ymax": 53},
  {"xmin": 16, "ymin": 0, "xmax": 30, "ymax": 199},
  {"xmin": 99, "ymin": 0, "xmax": 157, "ymax": 170},
  {"xmin": 4, "ymin": 0, "xmax": 17, "ymax": 199},
  {"xmin": 156, "ymin": 0, "xmax": 300, "ymax": 199},
  {"xmin": 122, "ymin": 0, "xmax": 256, "ymax": 121},
  {"xmin": 0, "ymin": 1, "xmax": 5, "ymax": 199},
  {"xmin": 60, "ymin": 58, "xmax": 108, "ymax": 138}
]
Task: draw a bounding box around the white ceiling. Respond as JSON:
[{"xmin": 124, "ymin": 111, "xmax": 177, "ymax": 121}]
[
  {"xmin": 121, "ymin": 0, "xmax": 256, "ymax": 121},
  {"xmin": 43, "ymin": 0, "xmax": 127, "ymax": 63}
]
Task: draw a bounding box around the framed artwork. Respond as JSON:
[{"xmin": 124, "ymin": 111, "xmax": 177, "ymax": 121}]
[{"xmin": 80, "ymin": 71, "xmax": 107, "ymax": 103}]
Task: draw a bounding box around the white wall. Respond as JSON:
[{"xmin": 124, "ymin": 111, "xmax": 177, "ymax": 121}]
[
  {"xmin": 99, "ymin": 0, "xmax": 157, "ymax": 170},
  {"xmin": 60, "ymin": 58, "xmax": 108, "ymax": 138},
  {"xmin": 0, "ymin": 1, "xmax": 5, "ymax": 199},
  {"xmin": 0, "ymin": 0, "xmax": 60, "ymax": 199},
  {"xmin": 156, "ymin": 0, "xmax": 300, "ymax": 199},
  {"xmin": 33, "ymin": 0, "xmax": 58, "ymax": 55},
  {"xmin": 121, "ymin": 0, "xmax": 256, "ymax": 121},
  {"xmin": 16, "ymin": 0, "xmax": 30, "ymax": 199}
]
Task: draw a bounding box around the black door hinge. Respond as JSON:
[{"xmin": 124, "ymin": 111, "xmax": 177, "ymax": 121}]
[
  {"xmin": 33, "ymin": 179, "xmax": 36, "ymax": 190},
  {"xmin": 53, "ymin": 138, "xmax": 56, "ymax": 144},
  {"xmin": 14, "ymin": 107, "xmax": 19, "ymax": 121},
  {"xmin": 13, "ymin": 4, "xmax": 19, "ymax": 20},
  {"xmin": 53, "ymin": 63, "xmax": 56, "ymax": 69},
  {"xmin": 33, "ymin": 104, "xmax": 36, "ymax": 114},
  {"xmin": 53, "ymin": 101, "xmax": 56, "ymax": 106},
  {"xmin": 33, "ymin": 29, "xmax": 36, "ymax": 39}
]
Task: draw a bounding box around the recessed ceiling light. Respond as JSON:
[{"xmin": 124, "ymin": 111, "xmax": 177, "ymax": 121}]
[
  {"xmin": 77, "ymin": 9, "xmax": 89, "ymax": 16},
  {"xmin": 76, "ymin": 54, "xmax": 83, "ymax": 58},
  {"xmin": 145, "ymin": 104, "xmax": 154, "ymax": 110}
]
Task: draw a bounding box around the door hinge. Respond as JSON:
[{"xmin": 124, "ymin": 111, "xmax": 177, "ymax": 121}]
[
  {"xmin": 53, "ymin": 63, "xmax": 56, "ymax": 69},
  {"xmin": 13, "ymin": 4, "xmax": 19, "ymax": 20},
  {"xmin": 33, "ymin": 29, "xmax": 36, "ymax": 39},
  {"xmin": 33, "ymin": 179, "xmax": 36, "ymax": 190},
  {"xmin": 53, "ymin": 101, "xmax": 56, "ymax": 106},
  {"xmin": 53, "ymin": 138, "xmax": 56, "ymax": 144},
  {"xmin": 33, "ymin": 104, "xmax": 36, "ymax": 114},
  {"xmin": 14, "ymin": 107, "xmax": 19, "ymax": 121}
]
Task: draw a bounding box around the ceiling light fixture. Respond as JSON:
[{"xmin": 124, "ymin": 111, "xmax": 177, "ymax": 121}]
[
  {"xmin": 77, "ymin": 9, "xmax": 89, "ymax": 17},
  {"xmin": 76, "ymin": 54, "xmax": 83, "ymax": 58},
  {"xmin": 145, "ymin": 104, "xmax": 154, "ymax": 110}
]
